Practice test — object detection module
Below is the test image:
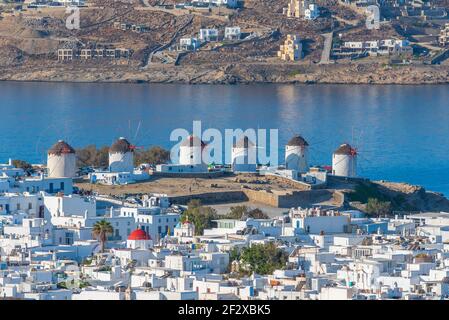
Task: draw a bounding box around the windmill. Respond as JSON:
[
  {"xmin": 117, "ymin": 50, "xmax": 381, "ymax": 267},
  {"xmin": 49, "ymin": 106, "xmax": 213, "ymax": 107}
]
[{"xmin": 33, "ymin": 119, "xmax": 83, "ymax": 177}]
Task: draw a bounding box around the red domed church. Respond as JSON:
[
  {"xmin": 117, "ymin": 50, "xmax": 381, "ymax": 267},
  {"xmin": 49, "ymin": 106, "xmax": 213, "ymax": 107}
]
[{"xmin": 127, "ymin": 228, "xmax": 153, "ymax": 249}]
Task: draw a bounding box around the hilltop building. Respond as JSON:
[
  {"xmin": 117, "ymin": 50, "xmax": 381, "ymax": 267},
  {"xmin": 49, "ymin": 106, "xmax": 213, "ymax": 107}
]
[
  {"xmin": 58, "ymin": 45, "xmax": 132, "ymax": 62},
  {"xmin": 285, "ymin": 0, "xmax": 302, "ymax": 18},
  {"xmin": 191, "ymin": 0, "xmax": 239, "ymax": 8},
  {"xmin": 179, "ymin": 37, "xmax": 200, "ymax": 51},
  {"xmin": 440, "ymin": 23, "xmax": 449, "ymax": 47},
  {"xmin": 199, "ymin": 29, "xmax": 219, "ymax": 42},
  {"xmin": 304, "ymin": 3, "xmax": 319, "ymax": 20},
  {"xmin": 284, "ymin": 0, "xmax": 319, "ymax": 20},
  {"xmin": 333, "ymin": 39, "xmax": 413, "ymax": 60},
  {"xmin": 224, "ymin": 27, "xmax": 241, "ymax": 40},
  {"xmin": 278, "ymin": 35, "xmax": 303, "ymax": 61}
]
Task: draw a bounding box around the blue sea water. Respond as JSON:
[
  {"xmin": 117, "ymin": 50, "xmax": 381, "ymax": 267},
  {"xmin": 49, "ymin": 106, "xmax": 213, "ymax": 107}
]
[{"xmin": 0, "ymin": 82, "xmax": 448, "ymax": 195}]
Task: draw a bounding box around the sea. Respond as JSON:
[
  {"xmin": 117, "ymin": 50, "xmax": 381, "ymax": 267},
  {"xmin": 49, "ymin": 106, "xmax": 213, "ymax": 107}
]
[{"xmin": 1, "ymin": 82, "xmax": 448, "ymax": 195}]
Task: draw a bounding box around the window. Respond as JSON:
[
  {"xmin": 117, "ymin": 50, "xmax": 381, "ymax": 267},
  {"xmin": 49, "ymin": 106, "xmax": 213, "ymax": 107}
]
[
  {"xmin": 28, "ymin": 203, "xmax": 32, "ymax": 210},
  {"xmin": 39, "ymin": 206, "xmax": 44, "ymax": 218},
  {"xmin": 17, "ymin": 204, "xmax": 20, "ymax": 210},
  {"xmin": 60, "ymin": 182, "xmax": 64, "ymax": 190}
]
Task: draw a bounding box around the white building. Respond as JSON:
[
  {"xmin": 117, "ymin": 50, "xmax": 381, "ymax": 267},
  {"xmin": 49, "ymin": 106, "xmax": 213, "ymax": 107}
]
[
  {"xmin": 179, "ymin": 37, "xmax": 200, "ymax": 51},
  {"xmin": 342, "ymin": 39, "xmax": 413, "ymax": 56},
  {"xmin": 119, "ymin": 206, "xmax": 180, "ymax": 241},
  {"xmin": 290, "ymin": 207, "xmax": 350, "ymax": 234},
  {"xmin": 0, "ymin": 159, "xmax": 25, "ymax": 178},
  {"xmin": 174, "ymin": 219, "xmax": 195, "ymax": 238},
  {"xmin": 126, "ymin": 228, "xmax": 153, "ymax": 250},
  {"xmin": 224, "ymin": 27, "xmax": 241, "ymax": 40},
  {"xmin": 0, "ymin": 192, "xmax": 42, "ymax": 217},
  {"xmin": 192, "ymin": 0, "xmax": 239, "ymax": 8},
  {"xmin": 2, "ymin": 175, "xmax": 73, "ymax": 195},
  {"xmin": 304, "ymin": 3, "xmax": 319, "ymax": 20},
  {"xmin": 199, "ymin": 29, "xmax": 219, "ymax": 42}
]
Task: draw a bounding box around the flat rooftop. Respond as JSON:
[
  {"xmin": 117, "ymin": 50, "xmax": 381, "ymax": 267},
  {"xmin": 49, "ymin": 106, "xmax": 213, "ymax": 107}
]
[{"xmin": 409, "ymin": 212, "xmax": 449, "ymax": 219}]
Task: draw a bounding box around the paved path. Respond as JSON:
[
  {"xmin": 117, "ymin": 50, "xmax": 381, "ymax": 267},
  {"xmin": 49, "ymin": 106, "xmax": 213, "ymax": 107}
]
[
  {"xmin": 142, "ymin": 14, "xmax": 193, "ymax": 68},
  {"xmin": 319, "ymin": 32, "xmax": 333, "ymax": 64}
]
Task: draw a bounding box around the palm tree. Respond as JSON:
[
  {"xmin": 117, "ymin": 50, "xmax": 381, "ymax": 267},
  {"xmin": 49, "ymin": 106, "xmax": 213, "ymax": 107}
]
[{"xmin": 92, "ymin": 220, "xmax": 113, "ymax": 253}]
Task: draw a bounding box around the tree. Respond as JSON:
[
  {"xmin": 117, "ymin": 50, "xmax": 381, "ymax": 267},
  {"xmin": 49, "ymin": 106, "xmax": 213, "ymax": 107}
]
[
  {"xmin": 187, "ymin": 199, "xmax": 202, "ymax": 209},
  {"xmin": 134, "ymin": 146, "xmax": 170, "ymax": 166},
  {"xmin": 240, "ymin": 243, "xmax": 288, "ymax": 275},
  {"xmin": 75, "ymin": 145, "xmax": 170, "ymax": 168},
  {"xmin": 12, "ymin": 159, "xmax": 33, "ymax": 174},
  {"xmin": 76, "ymin": 145, "xmax": 109, "ymax": 168},
  {"xmin": 226, "ymin": 205, "xmax": 248, "ymax": 219},
  {"xmin": 180, "ymin": 200, "xmax": 218, "ymax": 236},
  {"xmin": 247, "ymin": 208, "xmax": 269, "ymax": 219},
  {"xmin": 92, "ymin": 220, "xmax": 113, "ymax": 253},
  {"xmin": 94, "ymin": 146, "xmax": 110, "ymax": 168},
  {"xmin": 224, "ymin": 206, "xmax": 269, "ymax": 220},
  {"xmin": 229, "ymin": 247, "xmax": 240, "ymax": 262},
  {"xmin": 366, "ymin": 198, "xmax": 392, "ymax": 217}
]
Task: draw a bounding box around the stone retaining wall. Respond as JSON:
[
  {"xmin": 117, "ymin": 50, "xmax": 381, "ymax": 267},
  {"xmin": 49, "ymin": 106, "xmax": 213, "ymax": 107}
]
[{"xmin": 168, "ymin": 188, "xmax": 342, "ymax": 209}]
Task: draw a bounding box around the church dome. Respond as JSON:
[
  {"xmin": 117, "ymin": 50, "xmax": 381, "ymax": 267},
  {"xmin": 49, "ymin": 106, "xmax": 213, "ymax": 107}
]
[{"xmin": 128, "ymin": 229, "xmax": 151, "ymax": 240}]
